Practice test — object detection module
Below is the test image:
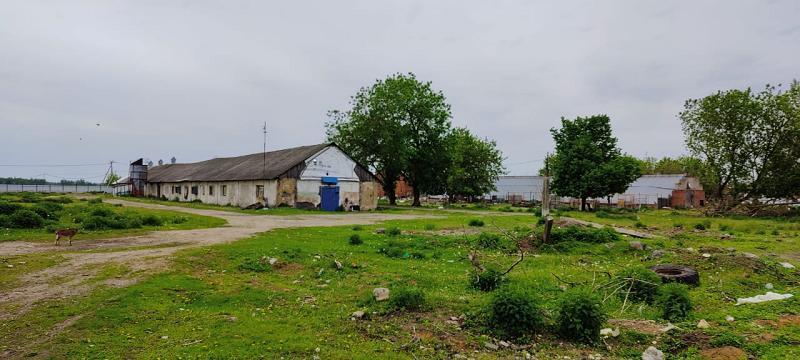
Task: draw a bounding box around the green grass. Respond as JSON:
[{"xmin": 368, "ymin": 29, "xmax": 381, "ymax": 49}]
[
  {"xmin": 111, "ymin": 195, "xmax": 416, "ymax": 216},
  {"xmin": 2, "ymin": 209, "xmax": 799, "ymax": 359},
  {"xmin": 0, "ymin": 194, "xmax": 226, "ymax": 243}
]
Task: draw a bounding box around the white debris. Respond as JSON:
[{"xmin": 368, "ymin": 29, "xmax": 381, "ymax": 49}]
[
  {"xmin": 268, "ymin": 257, "xmax": 278, "ymax": 265},
  {"xmin": 642, "ymin": 346, "xmax": 664, "ymax": 360},
  {"xmin": 660, "ymin": 323, "xmax": 678, "ymax": 332},
  {"xmin": 697, "ymin": 319, "xmax": 710, "ymax": 329},
  {"xmin": 780, "ymin": 262, "xmax": 795, "ymax": 269},
  {"xmin": 725, "ymin": 315, "xmax": 735, "ymax": 322},
  {"xmin": 735, "ymin": 292, "xmax": 793, "ymax": 305},
  {"xmin": 701, "ymin": 253, "xmax": 711, "ymax": 258},
  {"xmin": 373, "ymin": 288, "xmax": 390, "ymax": 301},
  {"xmin": 600, "ymin": 328, "xmax": 620, "ymax": 337},
  {"xmin": 765, "ymin": 283, "xmax": 774, "ymax": 290}
]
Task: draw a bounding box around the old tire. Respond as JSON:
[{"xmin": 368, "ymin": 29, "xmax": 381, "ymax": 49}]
[{"xmin": 650, "ymin": 264, "xmax": 700, "ymax": 286}]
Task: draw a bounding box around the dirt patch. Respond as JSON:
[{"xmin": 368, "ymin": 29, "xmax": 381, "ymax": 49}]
[
  {"xmin": 0, "ymin": 198, "xmax": 433, "ymax": 320},
  {"xmin": 700, "ymin": 346, "xmax": 747, "ymax": 360},
  {"xmin": 608, "ymin": 319, "xmax": 664, "ymax": 335},
  {"xmin": 755, "ymin": 314, "xmax": 800, "ymax": 328}
]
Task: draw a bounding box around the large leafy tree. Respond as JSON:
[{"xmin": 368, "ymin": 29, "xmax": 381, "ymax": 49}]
[
  {"xmin": 445, "ymin": 127, "xmax": 505, "ymax": 201},
  {"xmin": 326, "ymin": 73, "xmax": 453, "ymax": 206},
  {"xmin": 680, "ymin": 82, "xmax": 800, "ymax": 212},
  {"xmin": 549, "ymin": 115, "xmax": 641, "ymax": 211}
]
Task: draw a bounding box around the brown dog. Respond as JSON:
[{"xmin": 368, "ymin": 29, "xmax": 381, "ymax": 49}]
[{"xmin": 55, "ymin": 228, "xmax": 78, "ymax": 246}]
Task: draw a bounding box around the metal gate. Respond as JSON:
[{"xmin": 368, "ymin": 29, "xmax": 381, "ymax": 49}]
[{"xmin": 319, "ymin": 186, "xmax": 340, "ymax": 211}]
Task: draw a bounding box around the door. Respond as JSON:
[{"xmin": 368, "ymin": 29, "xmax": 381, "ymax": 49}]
[
  {"xmin": 319, "ymin": 186, "xmax": 340, "ymax": 211},
  {"xmin": 256, "ymin": 185, "xmax": 265, "ymax": 203}
]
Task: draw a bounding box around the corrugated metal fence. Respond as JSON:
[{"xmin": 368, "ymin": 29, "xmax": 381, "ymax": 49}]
[{"xmin": 0, "ymin": 184, "xmax": 113, "ymax": 193}]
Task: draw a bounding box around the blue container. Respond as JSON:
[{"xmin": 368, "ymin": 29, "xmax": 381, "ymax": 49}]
[{"xmin": 321, "ymin": 176, "xmax": 338, "ymax": 185}]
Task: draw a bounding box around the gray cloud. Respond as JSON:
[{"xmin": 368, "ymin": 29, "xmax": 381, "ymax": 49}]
[{"xmin": 1, "ymin": 0, "xmax": 798, "ymax": 179}]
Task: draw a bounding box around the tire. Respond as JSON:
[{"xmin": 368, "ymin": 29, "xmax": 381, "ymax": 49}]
[{"xmin": 650, "ymin": 264, "xmax": 700, "ymax": 286}]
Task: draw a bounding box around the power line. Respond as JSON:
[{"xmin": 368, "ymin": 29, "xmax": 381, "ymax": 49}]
[{"xmin": 0, "ymin": 163, "xmax": 109, "ymax": 167}]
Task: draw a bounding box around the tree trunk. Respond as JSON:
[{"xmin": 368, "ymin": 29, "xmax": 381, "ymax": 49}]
[
  {"xmin": 581, "ymin": 197, "xmax": 587, "ymax": 211},
  {"xmin": 388, "ymin": 191, "xmax": 397, "ymax": 205},
  {"xmin": 412, "ymin": 187, "xmax": 421, "ymax": 207},
  {"xmin": 382, "ymin": 180, "xmax": 397, "ymax": 206}
]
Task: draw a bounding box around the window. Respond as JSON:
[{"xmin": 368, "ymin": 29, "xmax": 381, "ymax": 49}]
[
  {"xmin": 222, "ymin": 185, "xmax": 227, "ymax": 196},
  {"xmin": 191, "ymin": 186, "xmax": 198, "ymax": 195},
  {"xmin": 209, "ymin": 185, "xmax": 214, "ymax": 196},
  {"xmin": 174, "ymin": 186, "xmax": 181, "ymax": 194}
]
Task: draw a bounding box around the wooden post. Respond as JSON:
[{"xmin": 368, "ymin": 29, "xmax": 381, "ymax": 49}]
[{"xmin": 541, "ymin": 153, "xmax": 553, "ymax": 243}]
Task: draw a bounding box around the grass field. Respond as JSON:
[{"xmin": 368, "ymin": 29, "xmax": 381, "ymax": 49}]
[
  {"xmin": 0, "ymin": 193, "xmax": 226, "ymax": 243},
  {"xmin": 1, "ymin": 207, "xmax": 798, "ymax": 359}
]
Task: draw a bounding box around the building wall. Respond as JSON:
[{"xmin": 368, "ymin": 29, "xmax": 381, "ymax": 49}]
[
  {"xmin": 276, "ymin": 178, "xmax": 297, "ymax": 207},
  {"xmin": 146, "ymin": 180, "xmax": 278, "ymax": 208},
  {"xmin": 360, "ymin": 181, "xmax": 379, "ymax": 210}
]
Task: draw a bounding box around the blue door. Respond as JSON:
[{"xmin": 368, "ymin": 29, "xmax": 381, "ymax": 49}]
[{"xmin": 319, "ymin": 186, "xmax": 340, "ymax": 211}]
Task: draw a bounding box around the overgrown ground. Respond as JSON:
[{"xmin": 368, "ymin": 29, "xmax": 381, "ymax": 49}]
[
  {"xmin": 1, "ymin": 205, "xmax": 798, "ymax": 359},
  {"xmin": 0, "ymin": 193, "xmax": 225, "ymax": 243}
]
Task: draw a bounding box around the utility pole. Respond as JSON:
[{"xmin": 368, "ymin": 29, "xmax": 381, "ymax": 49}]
[
  {"xmin": 262, "ymin": 122, "xmax": 267, "ymax": 204},
  {"xmin": 541, "ymin": 153, "xmax": 553, "ymax": 244}
]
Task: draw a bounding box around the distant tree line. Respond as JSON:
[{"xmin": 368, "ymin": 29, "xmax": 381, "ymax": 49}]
[
  {"xmin": 0, "ymin": 177, "xmax": 99, "ymax": 185},
  {"xmin": 326, "ymin": 73, "xmax": 505, "ymax": 206}
]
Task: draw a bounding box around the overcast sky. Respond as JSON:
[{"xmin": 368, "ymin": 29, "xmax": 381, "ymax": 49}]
[{"xmin": 1, "ymin": 1, "xmax": 798, "ymax": 181}]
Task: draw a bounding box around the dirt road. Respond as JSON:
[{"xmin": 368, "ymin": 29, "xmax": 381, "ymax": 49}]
[{"xmin": 0, "ymin": 199, "xmax": 431, "ymax": 320}]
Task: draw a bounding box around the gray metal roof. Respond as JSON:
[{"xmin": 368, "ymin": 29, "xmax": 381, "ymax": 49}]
[{"xmin": 146, "ymin": 143, "xmax": 330, "ymax": 183}]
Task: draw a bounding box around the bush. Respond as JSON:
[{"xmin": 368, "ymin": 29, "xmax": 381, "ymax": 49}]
[
  {"xmin": 43, "ymin": 196, "xmax": 73, "ymax": 204},
  {"xmin": 141, "ymin": 214, "xmax": 163, "ymax": 226},
  {"xmin": 470, "ymin": 266, "xmax": 506, "ymax": 291},
  {"xmin": 549, "ymin": 226, "xmax": 620, "ymax": 244},
  {"xmin": 87, "ymin": 197, "xmax": 103, "ymax": 204},
  {"xmin": 386, "ymin": 227, "xmax": 401, "ymax": 236},
  {"xmin": 0, "ymin": 202, "xmax": 22, "ymax": 215},
  {"xmin": 424, "ymin": 223, "xmax": 436, "ymax": 231},
  {"xmin": 351, "ymin": 225, "xmax": 363, "ymax": 231},
  {"xmin": 694, "ymin": 223, "xmax": 706, "ymax": 230},
  {"xmin": 656, "ymin": 283, "xmax": 692, "ymax": 321},
  {"xmin": 634, "ymin": 222, "xmax": 646, "ymax": 229},
  {"xmin": 170, "ymin": 216, "xmax": 188, "ymax": 224},
  {"xmin": 90, "ymin": 207, "xmax": 114, "ymax": 217},
  {"xmin": 476, "ymin": 232, "xmax": 504, "ymax": 250},
  {"xmin": 388, "ymin": 287, "xmax": 426, "ymax": 311},
  {"xmin": 238, "ymin": 257, "xmax": 271, "ymax": 272},
  {"xmin": 556, "ymin": 288, "xmax": 607, "ymax": 344},
  {"xmin": 719, "ymin": 224, "xmax": 731, "ymax": 232},
  {"xmin": 468, "ymin": 219, "xmax": 485, "ymax": 227},
  {"xmin": 0, "ymin": 215, "xmax": 10, "ymax": 228},
  {"xmin": 615, "ymin": 267, "xmax": 661, "ymax": 304},
  {"xmin": 349, "ymin": 234, "xmax": 363, "ymax": 245},
  {"xmin": 9, "ymin": 209, "xmax": 45, "ymax": 228},
  {"xmin": 488, "ymin": 286, "xmax": 545, "ymax": 339},
  {"xmin": 31, "ymin": 202, "xmax": 63, "ymax": 220}
]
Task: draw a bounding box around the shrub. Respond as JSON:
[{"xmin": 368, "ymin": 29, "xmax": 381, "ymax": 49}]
[
  {"xmin": 771, "ymin": 229, "xmax": 780, "ymax": 236},
  {"xmin": 170, "ymin": 216, "xmax": 188, "ymax": 224},
  {"xmin": 673, "ymin": 222, "xmax": 684, "ymax": 228},
  {"xmin": 386, "ymin": 227, "xmax": 401, "ymax": 236},
  {"xmin": 468, "ymin": 219, "xmax": 485, "ymax": 227},
  {"xmin": 615, "ymin": 267, "xmax": 661, "ymax": 304},
  {"xmin": 476, "ymin": 232, "xmax": 504, "ymax": 250},
  {"xmin": 43, "ymin": 196, "xmax": 73, "ymax": 204},
  {"xmin": 470, "ymin": 266, "xmax": 506, "ymax": 291},
  {"xmin": 488, "ymin": 286, "xmax": 545, "ymax": 339},
  {"xmin": 388, "ymin": 287, "xmax": 426, "ymax": 311},
  {"xmin": 0, "ymin": 215, "xmax": 10, "ymax": 228},
  {"xmin": 694, "ymin": 223, "xmax": 706, "ymax": 230},
  {"xmin": 379, "ymin": 244, "xmax": 405, "ymax": 258},
  {"xmin": 9, "ymin": 209, "xmax": 45, "ymax": 228},
  {"xmin": 141, "ymin": 214, "xmax": 163, "ymax": 226},
  {"xmin": 556, "ymin": 288, "xmax": 607, "ymax": 344},
  {"xmin": 238, "ymin": 257, "xmax": 271, "ymax": 272},
  {"xmin": 656, "ymin": 283, "xmax": 692, "ymax": 321},
  {"xmin": 90, "ymin": 207, "xmax": 114, "ymax": 217},
  {"xmin": 719, "ymin": 224, "xmax": 731, "ymax": 232},
  {"xmin": 549, "ymin": 226, "xmax": 620, "ymax": 244},
  {"xmin": 349, "ymin": 234, "xmax": 363, "ymax": 245},
  {"xmin": 634, "ymin": 222, "xmax": 646, "ymax": 229},
  {"xmin": 424, "ymin": 223, "xmax": 436, "ymax": 231},
  {"xmin": 87, "ymin": 197, "xmax": 103, "ymax": 204},
  {"xmin": 351, "ymin": 225, "xmax": 363, "ymax": 231},
  {"xmin": 0, "ymin": 202, "xmax": 22, "ymax": 215},
  {"xmin": 31, "ymin": 202, "xmax": 63, "ymax": 220}
]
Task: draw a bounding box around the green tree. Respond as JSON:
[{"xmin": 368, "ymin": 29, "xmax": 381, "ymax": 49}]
[
  {"xmin": 445, "ymin": 127, "xmax": 505, "ymax": 201},
  {"xmin": 549, "ymin": 115, "xmax": 641, "ymax": 211},
  {"xmin": 104, "ymin": 171, "xmax": 121, "ymax": 186},
  {"xmin": 327, "ymin": 73, "xmax": 453, "ymax": 206},
  {"xmin": 680, "ymin": 82, "xmax": 800, "ymax": 212}
]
